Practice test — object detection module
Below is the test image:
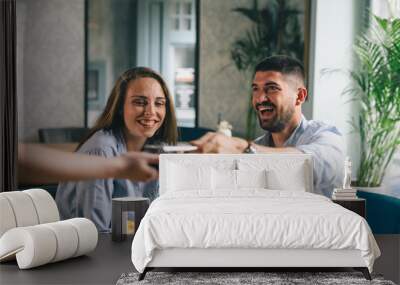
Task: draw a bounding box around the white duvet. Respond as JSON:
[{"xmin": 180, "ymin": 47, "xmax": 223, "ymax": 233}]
[{"xmin": 131, "ymin": 190, "xmax": 380, "ymax": 273}]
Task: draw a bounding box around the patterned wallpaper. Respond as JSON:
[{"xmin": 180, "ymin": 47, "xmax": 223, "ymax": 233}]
[
  {"xmin": 198, "ymin": 0, "xmax": 257, "ymax": 137},
  {"xmin": 17, "ymin": 0, "xmax": 85, "ymax": 142}
]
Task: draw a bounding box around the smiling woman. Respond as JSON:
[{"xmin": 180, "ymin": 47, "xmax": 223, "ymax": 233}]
[
  {"xmin": 56, "ymin": 67, "xmax": 178, "ymax": 232},
  {"xmin": 123, "ymin": 78, "xmax": 167, "ymax": 147}
]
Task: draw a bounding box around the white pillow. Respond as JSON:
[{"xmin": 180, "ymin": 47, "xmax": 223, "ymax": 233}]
[
  {"xmin": 237, "ymin": 158, "xmax": 309, "ymax": 192},
  {"xmin": 236, "ymin": 169, "xmax": 268, "ymax": 189},
  {"xmin": 211, "ymin": 169, "xmax": 268, "ymax": 190},
  {"xmin": 212, "ymin": 168, "xmax": 237, "ymax": 190},
  {"xmin": 267, "ymin": 167, "xmax": 307, "ymax": 191},
  {"xmin": 167, "ymin": 162, "xmax": 212, "ymax": 192}
]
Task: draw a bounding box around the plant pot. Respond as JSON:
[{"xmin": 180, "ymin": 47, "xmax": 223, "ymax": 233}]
[
  {"xmin": 356, "ymin": 188, "xmax": 400, "ymax": 234},
  {"xmin": 355, "ymin": 186, "xmax": 385, "ymax": 195}
]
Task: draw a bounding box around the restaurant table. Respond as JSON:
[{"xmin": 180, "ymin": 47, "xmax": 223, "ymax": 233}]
[{"xmin": 38, "ymin": 143, "xmax": 79, "ymax": 152}]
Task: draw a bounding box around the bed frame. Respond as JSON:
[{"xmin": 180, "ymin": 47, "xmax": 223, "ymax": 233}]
[
  {"xmin": 139, "ymin": 248, "xmax": 371, "ymax": 280},
  {"xmin": 137, "ymin": 154, "xmax": 372, "ymax": 281}
]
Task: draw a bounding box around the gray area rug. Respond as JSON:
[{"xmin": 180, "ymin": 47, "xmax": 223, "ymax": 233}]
[{"xmin": 117, "ymin": 272, "xmax": 396, "ymax": 285}]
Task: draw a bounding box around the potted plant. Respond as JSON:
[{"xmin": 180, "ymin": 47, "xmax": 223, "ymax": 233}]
[
  {"xmin": 230, "ymin": 0, "xmax": 304, "ymax": 139},
  {"xmin": 349, "ymin": 13, "xmax": 400, "ymax": 189}
]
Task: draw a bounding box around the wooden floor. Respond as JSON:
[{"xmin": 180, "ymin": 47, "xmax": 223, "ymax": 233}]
[
  {"xmin": 374, "ymin": 234, "xmax": 400, "ymax": 284},
  {"xmin": 0, "ymin": 234, "xmax": 398, "ymax": 284}
]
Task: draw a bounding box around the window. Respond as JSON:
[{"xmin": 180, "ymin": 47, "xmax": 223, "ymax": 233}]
[
  {"xmin": 86, "ymin": 0, "xmax": 198, "ymax": 127},
  {"xmin": 171, "ymin": 1, "xmax": 193, "ymax": 31}
]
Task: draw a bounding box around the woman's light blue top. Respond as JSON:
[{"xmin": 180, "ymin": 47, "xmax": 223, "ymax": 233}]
[{"xmin": 55, "ymin": 129, "xmax": 158, "ymax": 232}]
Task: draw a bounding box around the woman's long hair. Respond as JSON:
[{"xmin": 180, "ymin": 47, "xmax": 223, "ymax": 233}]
[{"xmin": 78, "ymin": 67, "xmax": 178, "ymax": 149}]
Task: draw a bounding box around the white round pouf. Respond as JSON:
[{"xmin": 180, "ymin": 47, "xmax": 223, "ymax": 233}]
[
  {"xmin": 0, "ymin": 189, "xmax": 98, "ymax": 269},
  {"xmin": 0, "ymin": 192, "xmax": 39, "ymax": 227},
  {"xmin": 23, "ymin": 189, "xmax": 60, "ymax": 223},
  {"xmin": 67, "ymin": 218, "xmax": 98, "ymax": 257},
  {"xmin": 0, "ymin": 196, "xmax": 17, "ymax": 237},
  {"xmin": 42, "ymin": 221, "xmax": 79, "ymax": 262},
  {"xmin": 0, "ymin": 226, "xmax": 57, "ymax": 269}
]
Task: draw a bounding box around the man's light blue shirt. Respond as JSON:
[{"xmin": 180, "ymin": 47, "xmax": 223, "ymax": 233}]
[{"xmin": 254, "ymin": 116, "xmax": 345, "ymax": 197}]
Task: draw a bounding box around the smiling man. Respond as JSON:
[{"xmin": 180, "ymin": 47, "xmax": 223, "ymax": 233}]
[{"xmin": 192, "ymin": 55, "xmax": 345, "ymax": 197}]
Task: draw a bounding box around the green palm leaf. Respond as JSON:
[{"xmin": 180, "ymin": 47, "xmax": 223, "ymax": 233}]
[{"xmin": 351, "ymin": 14, "xmax": 400, "ymax": 186}]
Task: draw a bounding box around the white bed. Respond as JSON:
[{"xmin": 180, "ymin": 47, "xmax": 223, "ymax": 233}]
[{"xmin": 131, "ymin": 154, "xmax": 380, "ymax": 280}]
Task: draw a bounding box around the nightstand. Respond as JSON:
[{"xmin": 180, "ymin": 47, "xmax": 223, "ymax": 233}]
[{"xmin": 332, "ymin": 198, "xmax": 366, "ymax": 218}]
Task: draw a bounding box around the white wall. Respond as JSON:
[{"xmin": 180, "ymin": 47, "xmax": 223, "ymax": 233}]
[{"xmin": 309, "ymin": 0, "xmax": 365, "ymax": 176}]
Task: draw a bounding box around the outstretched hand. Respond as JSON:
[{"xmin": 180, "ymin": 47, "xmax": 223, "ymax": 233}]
[
  {"xmin": 191, "ymin": 132, "xmax": 248, "ymax": 153},
  {"xmin": 18, "ymin": 144, "xmax": 160, "ymax": 184},
  {"xmin": 113, "ymin": 152, "xmax": 159, "ymax": 182}
]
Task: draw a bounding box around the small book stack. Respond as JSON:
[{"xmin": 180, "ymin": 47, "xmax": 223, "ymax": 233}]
[{"xmin": 332, "ymin": 188, "xmax": 358, "ymax": 200}]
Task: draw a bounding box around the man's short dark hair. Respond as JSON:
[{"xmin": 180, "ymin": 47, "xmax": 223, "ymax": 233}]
[{"xmin": 254, "ymin": 55, "xmax": 306, "ymax": 86}]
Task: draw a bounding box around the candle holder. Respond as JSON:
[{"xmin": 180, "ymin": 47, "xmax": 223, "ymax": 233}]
[{"xmin": 111, "ymin": 197, "xmax": 149, "ymax": 242}]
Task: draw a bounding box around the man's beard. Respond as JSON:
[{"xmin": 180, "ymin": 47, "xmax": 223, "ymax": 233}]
[{"xmin": 257, "ymin": 103, "xmax": 295, "ymax": 133}]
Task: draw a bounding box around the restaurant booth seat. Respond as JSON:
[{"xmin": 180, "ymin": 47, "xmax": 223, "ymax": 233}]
[{"xmin": 38, "ymin": 127, "xmax": 90, "ymax": 143}]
